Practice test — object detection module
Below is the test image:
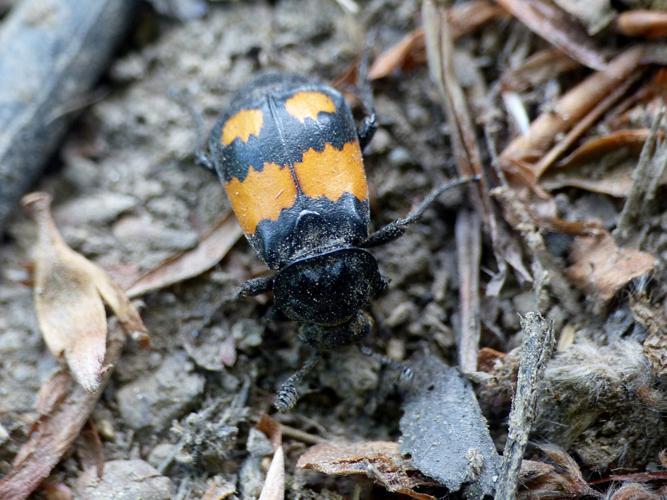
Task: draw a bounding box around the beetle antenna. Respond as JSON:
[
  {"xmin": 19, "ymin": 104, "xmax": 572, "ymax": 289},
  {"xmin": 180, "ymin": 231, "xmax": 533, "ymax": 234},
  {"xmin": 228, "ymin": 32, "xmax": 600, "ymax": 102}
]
[
  {"xmin": 361, "ymin": 175, "xmax": 480, "ymax": 248},
  {"xmin": 274, "ymin": 353, "xmax": 320, "ymax": 412}
]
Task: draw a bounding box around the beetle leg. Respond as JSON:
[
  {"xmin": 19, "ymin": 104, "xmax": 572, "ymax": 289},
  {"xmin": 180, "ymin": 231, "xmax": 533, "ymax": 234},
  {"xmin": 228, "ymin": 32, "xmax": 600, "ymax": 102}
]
[
  {"xmin": 274, "ymin": 353, "xmax": 320, "ymax": 412},
  {"xmin": 361, "ymin": 175, "xmax": 480, "ymax": 248},
  {"xmin": 358, "ymin": 112, "xmax": 377, "ymax": 152},
  {"xmin": 237, "ymin": 275, "xmax": 274, "ymax": 298},
  {"xmin": 195, "ymin": 150, "xmax": 215, "ymax": 171}
]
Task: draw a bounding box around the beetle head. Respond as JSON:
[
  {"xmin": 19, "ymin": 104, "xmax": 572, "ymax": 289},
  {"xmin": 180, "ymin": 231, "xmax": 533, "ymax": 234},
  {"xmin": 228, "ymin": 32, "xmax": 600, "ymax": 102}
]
[{"xmin": 273, "ymin": 248, "xmax": 385, "ymax": 326}]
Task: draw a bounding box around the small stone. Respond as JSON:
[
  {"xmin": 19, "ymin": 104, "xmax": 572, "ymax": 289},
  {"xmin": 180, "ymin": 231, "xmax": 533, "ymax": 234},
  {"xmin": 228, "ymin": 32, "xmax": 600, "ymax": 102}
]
[
  {"xmin": 76, "ymin": 460, "xmax": 172, "ymax": 500},
  {"xmin": 246, "ymin": 427, "xmax": 273, "ymax": 458},
  {"xmin": 232, "ymin": 319, "xmax": 263, "ymax": 350},
  {"xmin": 116, "ymin": 353, "xmax": 205, "ymax": 430},
  {"xmin": 55, "ymin": 193, "xmax": 137, "ymax": 225},
  {"xmin": 388, "ymin": 147, "xmax": 412, "ymax": 168}
]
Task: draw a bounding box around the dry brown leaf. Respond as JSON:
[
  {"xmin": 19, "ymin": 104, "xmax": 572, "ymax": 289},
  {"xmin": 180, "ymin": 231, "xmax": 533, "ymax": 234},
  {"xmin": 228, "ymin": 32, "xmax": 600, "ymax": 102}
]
[
  {"xmin": 125, "ymin": 214, "xmax": 242, "ymax": 298},
  {"xmin": 0, "ymin": 329, "xmax": 125, "ymax": 500},
  {"xmin": 297, "ymin": 441, "xmax": 437, "ymax": 500},
  {"xmin": 541, "ymin": 130, "xmax": 652, "ymax": 197},
  {"xmin": 39, "ymin": 482, "xmax": 73, "ymax": 500},
  {"xmin": 567, "ymin": 232, "xmax": 656, "ymax": 301},
  {"xmin": 22, "ymin": 192, "xmax": 148, "ymax": 391},
  {"xmin": 76, "ymin": 423, "xmax": 105, "ymax": 480},
  {"xmin": 518, "ymin": 445, "xmax": 601, "ymax": 498},
  {"xmin": 495, "ymin": 0, "xmax": 606, "ymax": 70},
  {"xmin": 617, "ymin": 10, "xmax": 667, "ymax": 39},
  {"xmin": 367, "ymin": 1, "xmax": 503, "ymax": 80}
]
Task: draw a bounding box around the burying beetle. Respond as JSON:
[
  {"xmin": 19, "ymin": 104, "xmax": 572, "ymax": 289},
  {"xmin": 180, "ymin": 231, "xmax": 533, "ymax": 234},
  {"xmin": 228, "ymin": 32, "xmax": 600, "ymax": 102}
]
[{"xmin": 197, "ymin": 71, "xmax": 475, "ymax": 411}]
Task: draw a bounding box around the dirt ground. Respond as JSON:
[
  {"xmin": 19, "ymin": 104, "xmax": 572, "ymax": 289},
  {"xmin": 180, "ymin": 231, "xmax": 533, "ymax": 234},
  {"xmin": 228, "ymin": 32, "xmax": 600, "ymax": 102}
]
[{"xmin": 2, "ymin": 0, "xmax": 667, "ymax": 499}]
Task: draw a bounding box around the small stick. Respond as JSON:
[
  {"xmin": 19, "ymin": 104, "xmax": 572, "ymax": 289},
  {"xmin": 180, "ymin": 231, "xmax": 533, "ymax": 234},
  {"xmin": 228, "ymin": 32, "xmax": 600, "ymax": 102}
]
[
  {"xmin": 614, "ymin": 106, "xmax": 665, "ymax": 244},
  {"xmin": 494, "ymin": 313, "xmax": 555, "ymax": 500}
]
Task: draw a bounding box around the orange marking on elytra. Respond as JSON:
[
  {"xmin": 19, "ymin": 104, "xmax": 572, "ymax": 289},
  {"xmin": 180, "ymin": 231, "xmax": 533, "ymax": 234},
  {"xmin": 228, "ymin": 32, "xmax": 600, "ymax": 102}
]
[
  {"xmin": 294, "ymin": 142, "xmax": 368, "ymax": 202},
  {"xmin": 221, "ymin": 109, "xmax": 264, "ymax": 145},
  {"xmin": 284, "ymin": 91, "xmax": 336, "ymax": 122},
  {"xmin": 225, "ymin": 163, "xmax": 297, "ymax": 234}
]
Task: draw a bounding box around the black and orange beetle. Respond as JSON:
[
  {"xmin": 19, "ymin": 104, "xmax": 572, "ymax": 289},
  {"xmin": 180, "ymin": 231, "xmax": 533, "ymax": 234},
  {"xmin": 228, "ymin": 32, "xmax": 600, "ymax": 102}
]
[{"xmin": 197, "ymin": 73, "xmax": 473, "ymax": 410}]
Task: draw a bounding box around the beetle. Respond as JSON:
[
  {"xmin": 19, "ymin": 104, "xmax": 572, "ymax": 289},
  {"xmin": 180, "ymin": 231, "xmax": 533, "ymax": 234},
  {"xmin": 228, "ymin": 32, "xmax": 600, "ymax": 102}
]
[{"xmin": 197, "ymin": 72, "xmax": 474, "ymax": 410}]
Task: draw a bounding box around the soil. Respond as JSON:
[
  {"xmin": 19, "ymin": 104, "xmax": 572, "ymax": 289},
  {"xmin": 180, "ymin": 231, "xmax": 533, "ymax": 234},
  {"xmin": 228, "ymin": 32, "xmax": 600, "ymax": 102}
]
[{"xmin": 1, "ymin": 0, "xmax": 666, "ymax": 499}]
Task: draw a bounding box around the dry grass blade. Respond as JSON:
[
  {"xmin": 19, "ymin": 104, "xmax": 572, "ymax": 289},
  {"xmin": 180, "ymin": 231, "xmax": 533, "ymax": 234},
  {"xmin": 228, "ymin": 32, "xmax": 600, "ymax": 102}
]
[
  {"xmin": 423, "ymin": 0, "xmax": 488, "ymax": 371},
  {"xmin": 0, "ymin": 329, "xmax": 125, "ymax": 500},
  {"xmin": 567, "ymin": 232, "xmax": 656, "ymax": 302},
  {"xmin": 125, "ymin": 214, "xmax": 242, "ymax": 298},
  {"xmin": 617, "ymin": 10, "xmax": 667, "ymax": 39},
  {"xmin": 495, "ymin": 0, "xmax": 606, "ymax": 70},
  {"xmin": 456, "ymin": 210, "xmax": 482, "ymax": 373},
  {"xmin": 500, "ymin": 47, "xmax": 645, "ymax": 180},
  {"xmin": 21, "ymin": 193, "xmax": 148, "ymax": 391},
  {"xmin": 297, "ymin": 441, "xmax": 437, "ymax": 500}
]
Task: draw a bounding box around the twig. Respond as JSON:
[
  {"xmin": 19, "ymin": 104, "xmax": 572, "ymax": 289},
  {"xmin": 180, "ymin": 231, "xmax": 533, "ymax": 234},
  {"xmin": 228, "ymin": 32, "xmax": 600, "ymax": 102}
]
[
  {"xmin": 0, "ymin": 328, "xmax": 126, "ymax": 500},
  {"xmin": 494, "ymin": 313, "xmax": 555, "ymax": 500},
  {"xmin": 491, "ymin": 186, "xmax": 583, "ymax": 316},
  {"xmin": 614, "ymin": 106, "xmax": 666, "ymax": 245},
  {"xmin": 0, "ymin": 0, "xmax": 135, "ymax": 233}
]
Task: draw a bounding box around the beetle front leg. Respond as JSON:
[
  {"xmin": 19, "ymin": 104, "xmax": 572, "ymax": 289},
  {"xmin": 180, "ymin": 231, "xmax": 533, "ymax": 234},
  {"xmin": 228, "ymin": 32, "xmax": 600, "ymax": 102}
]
[
  {"xmin": 237, "ymin": 275, "xmax": 274, "ymax": 298},
  {"xmin": 361, "ymin": 175, "xmax": 480, "ymax": 248}
]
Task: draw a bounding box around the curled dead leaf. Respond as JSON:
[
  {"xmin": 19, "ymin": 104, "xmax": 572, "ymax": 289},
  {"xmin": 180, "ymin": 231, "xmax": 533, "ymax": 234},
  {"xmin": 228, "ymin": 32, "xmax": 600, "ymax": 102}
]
[
  {"xmin": 566, "ymin": 232, "xmax": 656, "ymax": 302},
  {"xmin": 297, "ymin": 441, "xmax": 437, "ymax": 500},
  {"xmin": 22, "ymin": 192, "xmax": 148, "ymax": 392}
]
